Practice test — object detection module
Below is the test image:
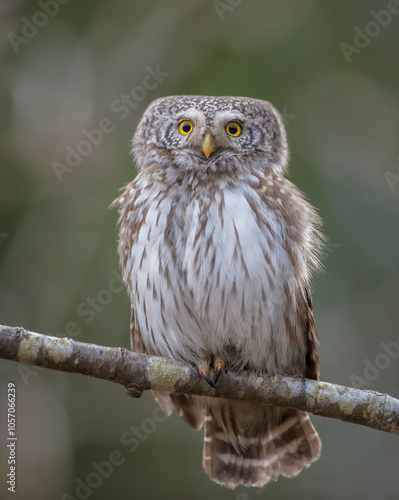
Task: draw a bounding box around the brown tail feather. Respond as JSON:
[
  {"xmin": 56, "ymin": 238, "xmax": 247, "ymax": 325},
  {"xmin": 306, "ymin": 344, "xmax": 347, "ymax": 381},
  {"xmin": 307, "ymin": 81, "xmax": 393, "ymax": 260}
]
[{"xmin": 202, "ymin": 405, "xmax": 321, "ymax": 489}]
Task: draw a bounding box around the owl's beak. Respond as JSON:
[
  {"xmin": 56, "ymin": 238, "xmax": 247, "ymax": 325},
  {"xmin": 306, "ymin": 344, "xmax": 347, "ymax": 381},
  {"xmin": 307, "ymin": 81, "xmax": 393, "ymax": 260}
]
[{"xmin": 201, "ymin": 133, "xmax": 215, "ymax": 158}]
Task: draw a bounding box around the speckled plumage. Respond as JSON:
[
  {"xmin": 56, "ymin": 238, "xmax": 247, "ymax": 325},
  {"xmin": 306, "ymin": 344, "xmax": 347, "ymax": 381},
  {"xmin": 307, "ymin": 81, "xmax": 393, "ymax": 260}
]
[{"xmin": 114, "ymin": 95, "xmax": 323, "ymax": 488}]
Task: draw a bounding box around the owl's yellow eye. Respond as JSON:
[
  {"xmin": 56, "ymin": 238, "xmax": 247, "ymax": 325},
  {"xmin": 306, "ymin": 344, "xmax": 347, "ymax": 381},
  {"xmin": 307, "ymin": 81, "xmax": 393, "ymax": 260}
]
[
  {"xmin": 178, "ymin": 120, "xmax": 193, "ymax": 135},
  {"xmin": 225, "ymin": 122, "xmax": 242, "ymax": 137}
]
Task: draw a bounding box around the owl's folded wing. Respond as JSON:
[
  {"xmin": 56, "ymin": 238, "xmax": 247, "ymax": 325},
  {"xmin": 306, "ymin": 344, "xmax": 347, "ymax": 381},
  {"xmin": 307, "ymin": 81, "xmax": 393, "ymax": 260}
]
[{"xmin": 304, "ymin": 288, "xmax": 320, "ymax": 381}]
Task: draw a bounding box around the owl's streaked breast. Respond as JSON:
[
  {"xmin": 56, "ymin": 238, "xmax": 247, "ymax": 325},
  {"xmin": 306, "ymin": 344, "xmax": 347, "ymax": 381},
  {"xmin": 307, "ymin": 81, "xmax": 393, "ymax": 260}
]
[{"xmin": 122, "ymin": 172, "xmax": 308, "ymax": 374}]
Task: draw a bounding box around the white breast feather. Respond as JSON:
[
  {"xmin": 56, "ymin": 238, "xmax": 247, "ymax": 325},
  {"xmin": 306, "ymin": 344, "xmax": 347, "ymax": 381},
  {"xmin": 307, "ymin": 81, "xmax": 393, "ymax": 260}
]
[{"xmin": 128, "ymin": 181, "xmax": 303, "ymax": 373}]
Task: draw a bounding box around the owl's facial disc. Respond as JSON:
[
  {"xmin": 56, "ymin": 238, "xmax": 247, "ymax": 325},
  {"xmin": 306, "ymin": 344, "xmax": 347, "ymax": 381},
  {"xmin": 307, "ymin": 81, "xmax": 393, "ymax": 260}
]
[
  {"xmin": 133, "ymin": 96, "xmax": 289, "ymax": 175},
  {"xmin": 174, "ymin": 110, "xmax": 246, "ymax": 161}
]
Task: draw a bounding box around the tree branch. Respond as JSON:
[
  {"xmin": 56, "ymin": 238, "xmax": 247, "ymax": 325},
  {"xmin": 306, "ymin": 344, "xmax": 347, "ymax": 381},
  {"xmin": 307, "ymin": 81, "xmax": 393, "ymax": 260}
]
[{"xmin": 1, "ymin": 324, "xmax": 398, "ymax": 436}]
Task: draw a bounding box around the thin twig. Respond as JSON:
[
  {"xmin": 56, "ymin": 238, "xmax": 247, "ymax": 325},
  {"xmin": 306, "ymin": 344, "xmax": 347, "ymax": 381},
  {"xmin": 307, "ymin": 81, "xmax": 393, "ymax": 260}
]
[{"xmin": 0, "ymin": 324, "xmax": 398, "ymax": 435}]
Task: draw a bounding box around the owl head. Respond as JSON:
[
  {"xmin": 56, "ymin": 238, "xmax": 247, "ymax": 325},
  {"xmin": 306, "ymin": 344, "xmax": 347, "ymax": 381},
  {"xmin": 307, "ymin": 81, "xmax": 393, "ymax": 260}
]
[{"xmin": 132, "ymin": 95, "xmax": 289, "ymax": 177}]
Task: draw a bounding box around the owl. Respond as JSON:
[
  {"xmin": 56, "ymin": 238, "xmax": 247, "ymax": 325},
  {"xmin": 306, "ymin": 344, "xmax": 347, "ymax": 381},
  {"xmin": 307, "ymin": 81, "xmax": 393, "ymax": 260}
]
[{"xmin": 113, "ymin": 95, "xmax": 323, "ymax": 488}]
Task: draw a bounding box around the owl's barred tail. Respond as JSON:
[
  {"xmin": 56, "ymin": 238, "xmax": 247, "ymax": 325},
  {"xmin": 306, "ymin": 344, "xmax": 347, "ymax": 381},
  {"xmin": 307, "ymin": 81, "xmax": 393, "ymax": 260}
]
[{"xmin": 202, "ymin": 407, "xmax": 321, "ymax": 489}]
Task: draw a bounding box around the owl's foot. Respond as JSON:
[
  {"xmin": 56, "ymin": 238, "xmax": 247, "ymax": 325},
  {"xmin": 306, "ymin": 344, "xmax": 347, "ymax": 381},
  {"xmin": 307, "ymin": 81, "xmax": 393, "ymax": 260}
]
[
  {"xmin": 198, "ymin": 358, "xmax": 225, "ymax": 388},
  {"xmin": 214, "ymin": 358, "xmax": 224, "ymax": 384},
  {"xmin": 199, "ymin": 364, "xmax": 216, "ymax": 388}
]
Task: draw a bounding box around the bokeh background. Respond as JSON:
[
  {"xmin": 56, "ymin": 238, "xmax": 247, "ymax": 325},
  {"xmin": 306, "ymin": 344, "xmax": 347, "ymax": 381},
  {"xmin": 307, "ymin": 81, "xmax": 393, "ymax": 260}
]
[{"xmin": 1, "ymin": 1, "xmax": 399, "ymax": 499}]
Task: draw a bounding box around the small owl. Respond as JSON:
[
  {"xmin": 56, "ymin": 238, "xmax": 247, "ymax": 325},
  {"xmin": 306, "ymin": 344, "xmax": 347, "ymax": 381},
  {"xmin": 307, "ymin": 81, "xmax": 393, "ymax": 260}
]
[{"xmin": 114, "ymin": 95, "xmax": 323, "ymax": 488}]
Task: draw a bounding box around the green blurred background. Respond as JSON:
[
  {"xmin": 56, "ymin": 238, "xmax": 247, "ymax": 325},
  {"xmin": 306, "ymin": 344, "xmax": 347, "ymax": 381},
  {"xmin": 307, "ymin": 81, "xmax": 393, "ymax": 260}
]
[{"xmin": 1, "ymin": 1, "xmax": 399, "ymax": 499}]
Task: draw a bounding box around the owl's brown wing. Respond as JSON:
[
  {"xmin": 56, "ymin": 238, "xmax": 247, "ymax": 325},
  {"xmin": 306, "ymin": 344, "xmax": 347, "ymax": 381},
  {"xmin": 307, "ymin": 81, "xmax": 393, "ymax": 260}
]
[
  {"xmin": 130, "ymin": 307, "xmax": 205, "ymax": 429},
  {"xmin": 304, "ymin": 287, "xmax": 320, "ymax": 381},
  {"xmin": 130, "ymin": 307, "xmax": 147, "ymax": 354}
]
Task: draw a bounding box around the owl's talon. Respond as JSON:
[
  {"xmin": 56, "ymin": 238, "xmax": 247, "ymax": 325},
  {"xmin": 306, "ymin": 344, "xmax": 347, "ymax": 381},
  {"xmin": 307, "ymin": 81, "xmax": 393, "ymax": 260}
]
[
  {"xmin": 199, "ymin": 365, "xmax": 216, "ymax": 389},
  {"xmin": 214, "ymin": 358, "xmax": 224, "ymax": 384}
]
